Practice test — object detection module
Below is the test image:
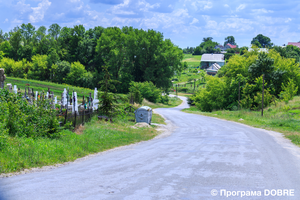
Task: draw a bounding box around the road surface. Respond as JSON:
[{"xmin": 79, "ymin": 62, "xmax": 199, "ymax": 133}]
[{"xmin": 1, "ymin": 97, "xmax": 300, "ymax": 199}]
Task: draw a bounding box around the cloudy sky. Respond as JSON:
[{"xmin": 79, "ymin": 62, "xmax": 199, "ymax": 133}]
[{"xmin": 0, "ymin": 0, "xmax": 299, "ymax": 48}]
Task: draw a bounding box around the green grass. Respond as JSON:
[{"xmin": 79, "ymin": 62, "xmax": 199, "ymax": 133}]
[
  {"xmin": 141, "ymin": 96, "xmax": 182, "ymax": 109},
  {"xmin": 5, "ymin": 77, "xmax": 127, "ymax": 101},
  {"xmin": 0, "ymin": 114, "xmax": 160, "ymax": 175},
  {"xmin": 182, "ymin": 96, "xmax": 300, "ymax": 147},
  {"xmin": 5, "ymin": 77, "xmax": 94, "ymax": 100},
  {"xmin": 152, "ymin": 113, "xmax": 166, "ymax": 125},
  {"xmin": 182, "ymin": 54, "xmax": 202, "ymax": 67}
]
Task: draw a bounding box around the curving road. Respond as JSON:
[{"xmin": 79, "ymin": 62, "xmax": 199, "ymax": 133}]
[{"xmin": 1, "ymin": 97, "xmax": 300, "ymax": 200}]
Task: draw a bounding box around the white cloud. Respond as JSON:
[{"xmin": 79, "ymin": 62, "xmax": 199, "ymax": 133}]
[
  {"xmin": 285, "ymin": 18, "xmax": 292, "ymax": 23},
  {"xmin": 4, "ymin": 18, "xmax": 9, "ymax": 23},
  {"xmin": 224, "ymin": 4, "xmax": 229, "ymax": 8},
  {"xmin": 29, "ymin": 0, "xmax": 52, "ymax": 23},
  {"xmin": 252, "ymin": 8, "xmax": 274, "ymax": 14},
  {"xmin": 15, "ymin": 0, "xmax": 31, "ymax": 14},
  {"xmin": 185, "ymin": 0, "xmax": 212, "ymax": 11},
  {"xmin": 236, "ymin": 4, "xmax": 246, "ymax": 12},
  {"xmin": 190, "ymin": 18, "xmax": 199, "ymax": 25}
]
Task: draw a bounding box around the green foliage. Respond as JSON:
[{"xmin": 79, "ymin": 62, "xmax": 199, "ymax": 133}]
[
  {"xmin": 193, "ymin": 49, "xmax": 300, "ymax": 111},
  {"xmin": 98, "ymin": 66, "xmax": 120, "ymax": 117},
  {"xmin": 192, "ymin": 76, "xmax": 227, "ymax": 112},
  {"xmin": 0, "ymin": 89, "xmax": 60, "ymax": 138},
  {"xmin": 129, "ymin": 82, "xmax": 143, "ymax": 104},
  {"xmin": 0, "ymin": 25, "xmax": 183, "ymax": 94},
  {"xmin": 280, "ymin": 78, "xmax": 298, "ymax": 102},
  {"xmin": 224, "ymin": 36, "xmax": 236, "ymax": 46},
  {"xmin": 251, "ymin": 34, "xmax": 273, "ymax": 48},
  {"xmin": 131, "ymin": 81, "xmax": 162, "ymax": 103},
  {"xmin": 193, "ymin": 38, "xmax": 218, "ymax": 55}
]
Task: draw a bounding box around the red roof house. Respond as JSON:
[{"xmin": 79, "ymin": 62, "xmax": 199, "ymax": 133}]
[
  {"xmin": 225, "ymin": 43, "xmax": 237, "ymax": 49},
  {"xmin": 288, "ymin": 42, "xmax": 300, "ymax": 48}
]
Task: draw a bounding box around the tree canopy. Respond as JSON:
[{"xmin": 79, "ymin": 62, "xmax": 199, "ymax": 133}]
[
  {"xmin": 251, "ymin": 34, "xmax": 273, "ymax": 48},
  {"xmin": 0, "ymin": 24, "xmax": 183, "ymax": 93}
]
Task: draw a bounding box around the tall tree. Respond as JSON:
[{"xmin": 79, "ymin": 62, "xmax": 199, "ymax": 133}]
[
  {"xmin": 9, "ymin": 30, "xmax": 22, "ymax": 60},
  {"xmin": 224, "ymin": 36, "xmax": 236, "ymax": 46},
  {"xmin": 20, "ymin": 23, "xmax": 35, "ymax": 45},
  {"xmin": 203, "ymin": 37, "xmax": 213, "ymax": 42},
  {"xmin": 251, "ymin": 34, "xmax": 273, "ymax": 48},
  {"xmin": 48, "ymin": 23, "xmax": 61, "ymax": 40}
]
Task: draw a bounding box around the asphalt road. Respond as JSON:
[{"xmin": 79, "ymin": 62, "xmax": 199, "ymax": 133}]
[{"xmin": 1, "ymin": 97, "xmax": 300, "ymax": 200}]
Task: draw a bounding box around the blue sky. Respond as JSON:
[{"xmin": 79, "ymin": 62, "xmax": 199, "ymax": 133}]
[{"xmin": 0, "ymin": 0, "xmax": 299, "ymax": 48}]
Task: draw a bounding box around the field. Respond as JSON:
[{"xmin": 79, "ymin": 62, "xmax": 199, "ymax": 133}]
[
  {"xmin": 172, "ymin": 54, "xmax": 203, "ymax": 85},
  {"xmin": 182, "ymin": 54, "xmax": 202, "ymax": 67},
  {"xmin": 183, "ymin": 96, "xmax": 300, "ymax": 147}
]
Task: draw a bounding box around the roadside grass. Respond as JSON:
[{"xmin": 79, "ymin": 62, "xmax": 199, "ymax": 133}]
[
  {"xmin": 0, "ymin": 114, "xmax": 159, "ymax": 175},
  {"xmin": 182, "ymin": 96, "xmax": 300, "ymax": 147},
  {"xmin": 170, "ymin": 92, "xmax": 194, "ymax": 98},
  {"xmin": 152, "ymin": 113, "xmax": 166, "ymax": 125},
  {"xmin": 141, "ymin": 96, "xmax": 182, "ymax": 109}
]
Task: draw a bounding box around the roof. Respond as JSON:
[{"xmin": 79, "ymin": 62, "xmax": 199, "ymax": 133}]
[
  {"xmin": 226, "ymin": 43, "xmax": 237, "ymax": 48},
  {"xmin": 207, "ymin": 63, "xmax": 221, "ymax": 72},
  {"xmin": 288, "ymin": 42, "xmax": 300, "ymax": 48},
  {"xmin": 201, "ymin": 54, "xmax": 224, "ymax": 62}
]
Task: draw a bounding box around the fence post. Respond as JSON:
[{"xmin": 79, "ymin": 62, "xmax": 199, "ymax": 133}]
[
  {"xmin": 262, "ymin": 74, "xmax": 264, "ymax": 117},
  {"xmin": 82, "ymin": 96, "xmax": 85, "ymax": 125}
]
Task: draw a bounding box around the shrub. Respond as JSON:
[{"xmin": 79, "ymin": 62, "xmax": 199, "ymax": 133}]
[
  {"xmin": 129, "ymin": 81, "xmax": 162, "ymax": 103},
  {"xmin": 0, "ymin": 89, "xmax": 60, "ymax": 138}
]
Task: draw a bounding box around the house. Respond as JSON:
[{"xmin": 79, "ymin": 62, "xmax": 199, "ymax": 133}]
[
  {"xmin": 287, "ymin": 42, "xmax": 300, "ymax": 48},
  {"xmin": 200, "ymin": 54, "xmax": 224, "ymax": 75},
  {"xmin": 225, "ymin": 43, "xmax": 237, "ymax": 49},
  {"xmin": 206, "ymin": 63, "xmax": 221, "ymax": 76},
  {"xmin": 214, "ymin": 43, "xmax": 237, "ymax": 51}
]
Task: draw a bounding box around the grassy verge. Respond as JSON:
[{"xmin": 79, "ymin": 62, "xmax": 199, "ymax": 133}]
[
  {"xmin": 182, "ymin": 97, "xmax": 300, "ymax": 147},
  {"xmin": 152, "ymin": 113, "xmax": 166, "ymax": 125},
  {"xmin": 141, "ymin": 96, "xmax": 182, "ymax": 109},
  {"xmin": 0, "ymin": 114, "xmax": 160, "ymax": 175}
]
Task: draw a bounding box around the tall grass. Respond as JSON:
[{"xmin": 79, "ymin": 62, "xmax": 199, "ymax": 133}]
[{"xmin": 0, "ymin": 115, "xmax": 159, "ymax": 174}]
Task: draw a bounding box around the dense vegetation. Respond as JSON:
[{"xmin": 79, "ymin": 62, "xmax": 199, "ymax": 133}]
[
  {"xmin": 0, "ymin": 24, "xmax": 183, "ymax": 93},
  {"xmin": 191, "ymin": 49, "xmax": 300, "ymax": 112}
]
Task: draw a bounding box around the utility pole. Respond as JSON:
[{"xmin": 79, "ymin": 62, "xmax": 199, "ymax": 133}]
[
  {"xmin": 194, "ymin": 79, "xmax": 196, "ymax": 92},
  {"xmin": 262, "ymin": 74, "xmax": 264, "ymax": 117},
  {"xmin": 238, "ymin": 80, "xmax": 240, "ymax": 110}
]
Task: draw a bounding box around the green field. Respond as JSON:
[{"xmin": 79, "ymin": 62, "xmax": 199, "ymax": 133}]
[{"xmin": 182, "ymin": 54, "xmax": 202, "ymax": 67}]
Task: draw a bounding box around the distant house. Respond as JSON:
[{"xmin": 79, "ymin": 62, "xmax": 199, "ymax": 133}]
[
  {"xmin": 201, "ymin": 54, "xmax": 225, "ymax": 75},
  {"xmin": 206, "ymin": 63, "xmax": 221, "ymax": 76},
  {"xmin": 225, "ymin": 43, "xmax": 237, "ymax": 49},
  {"xmin": 287, "ymin": 42, "xmax": 300, "ymax": 48},
  {"xmin": 214, "ymin": 43, "xmax": 237, "ymax": 51}
]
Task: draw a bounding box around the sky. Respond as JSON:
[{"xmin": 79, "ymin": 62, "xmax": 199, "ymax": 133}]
[{"xmin": 0, "ymin": 0, "xmax": 299, "ymax": 48}]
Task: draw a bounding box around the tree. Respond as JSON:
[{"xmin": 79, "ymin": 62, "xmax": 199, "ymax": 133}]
[
  {"xmin": 251, "ymin": 34, "xmax": 273, "ymax": 48},
  {"xmin": 20, "ymin": 23, "xmax": 35, "ymax": 45},
  {"xmin": 48, "ymin": 23, "xmax": 61, "ymax": 40},
  {"xmin": 203, "ymin": 37, "xmax": 213, "ymax": 42},
  {"xmin": 9, "ymin": 30, "xmax": 22, "ymax": 60},
  {"xmin": 98, "ymin": 65, "xmax": 119, "ymax": 117},
  {"xmin": 224, "ymin": 36, "xmax": 236, "ymax": 46}
]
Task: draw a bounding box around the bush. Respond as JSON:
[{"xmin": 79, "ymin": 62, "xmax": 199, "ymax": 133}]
[
  {"xmin": 0, "ymin": 89, "xmax": 61, "ymax": 138},
  {"xmin": 129, "ymin": 81, "xmax": 162, "ymax": 103}
]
